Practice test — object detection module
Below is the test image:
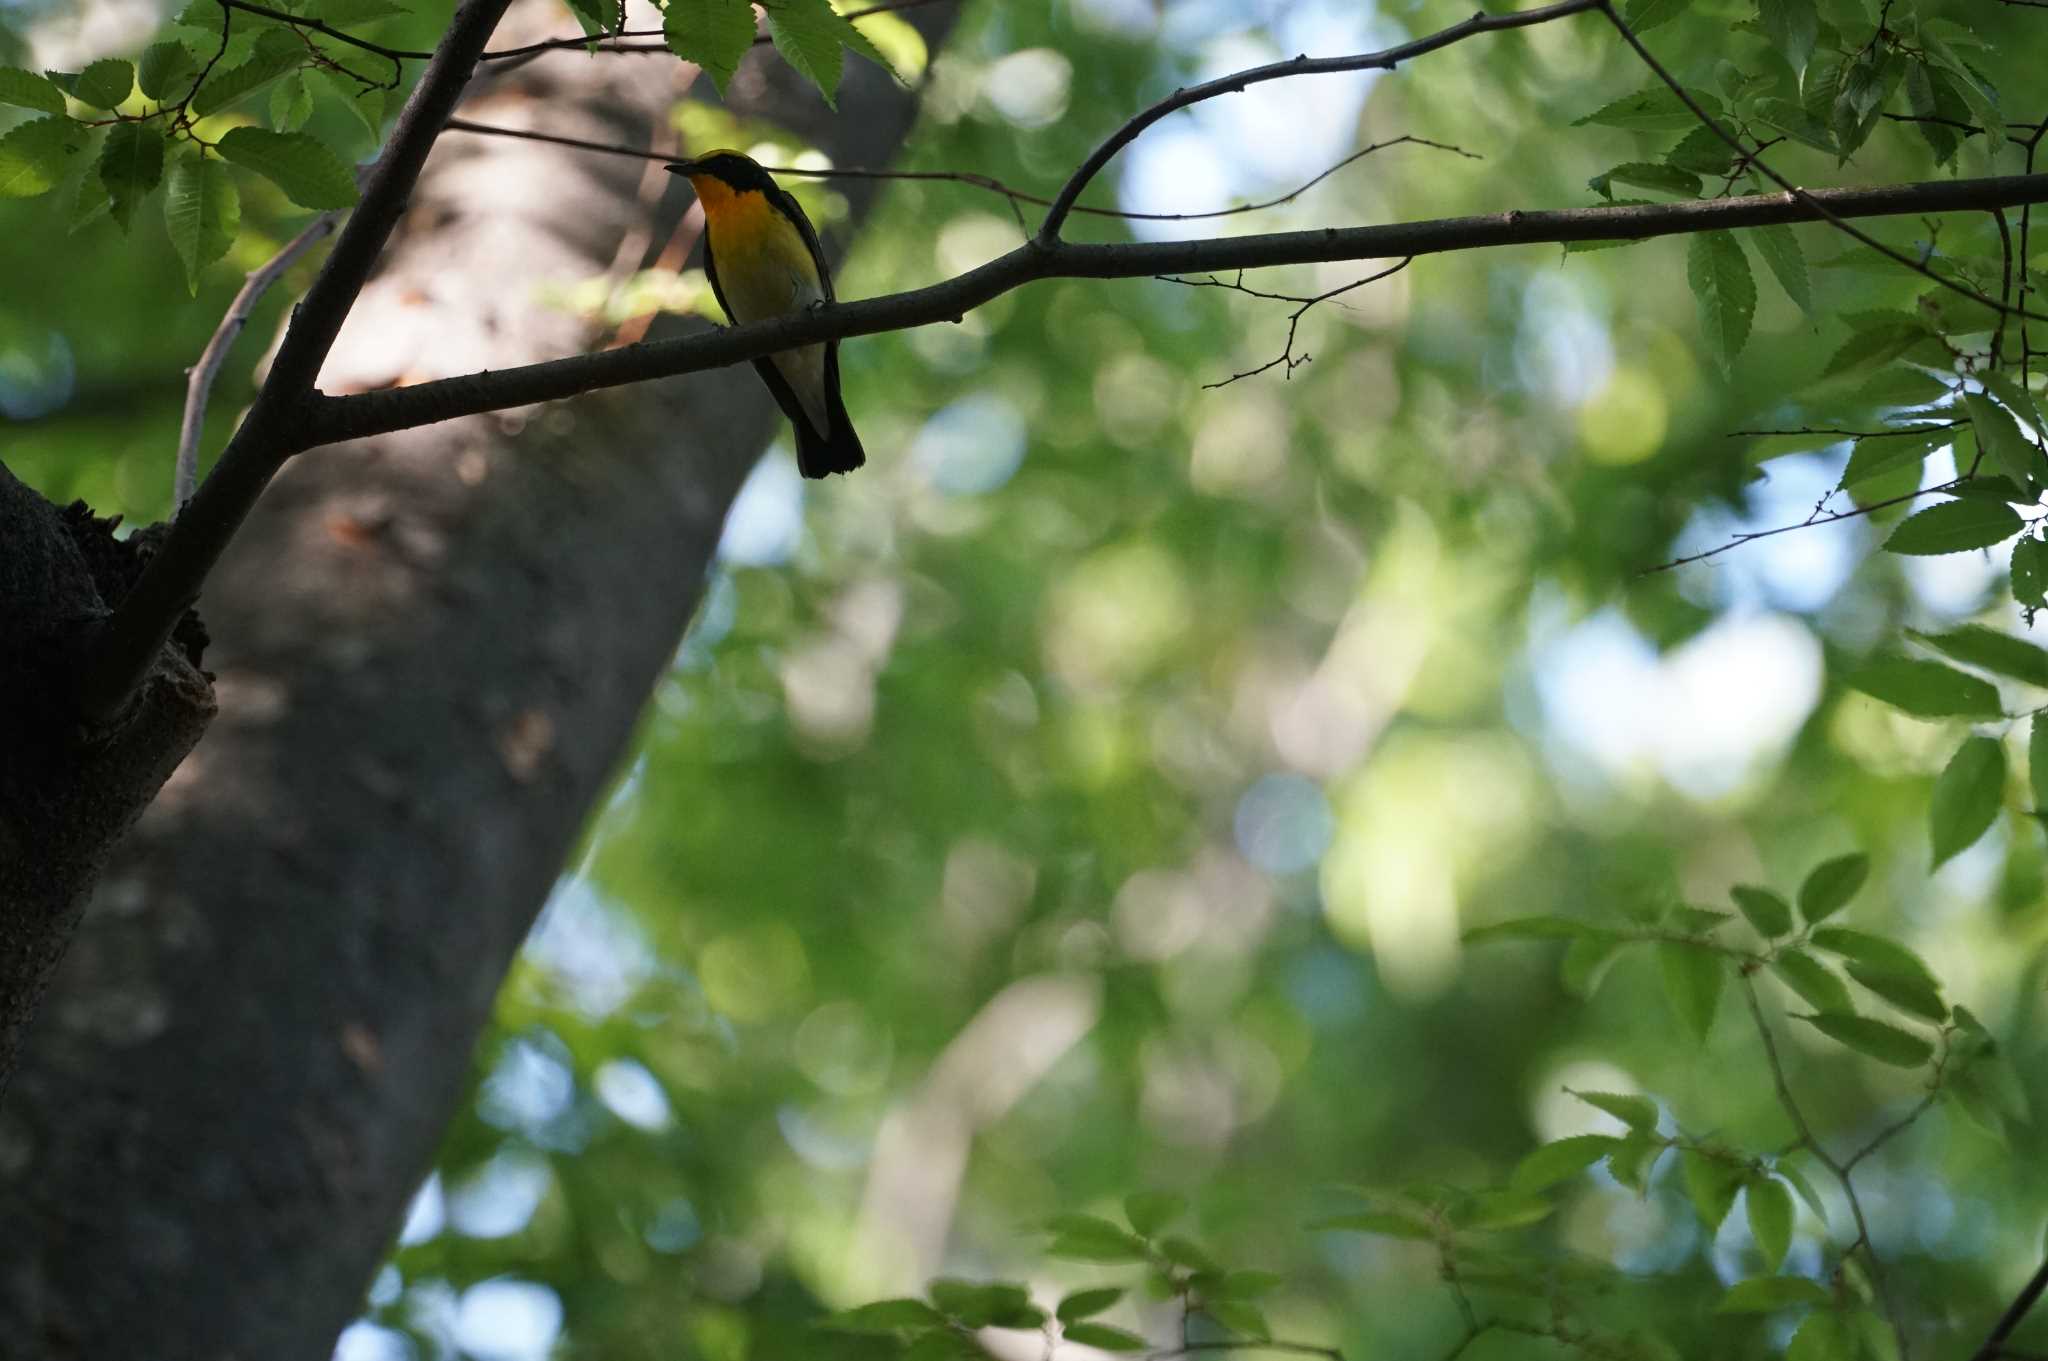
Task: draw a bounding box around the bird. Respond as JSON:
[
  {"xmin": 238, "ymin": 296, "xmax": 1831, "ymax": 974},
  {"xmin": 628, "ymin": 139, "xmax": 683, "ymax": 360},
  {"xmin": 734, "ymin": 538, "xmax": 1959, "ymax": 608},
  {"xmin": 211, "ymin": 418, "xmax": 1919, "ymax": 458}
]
[{"xmin": 665, "ymin": 148, "xmax": 865, "ymax": 478}]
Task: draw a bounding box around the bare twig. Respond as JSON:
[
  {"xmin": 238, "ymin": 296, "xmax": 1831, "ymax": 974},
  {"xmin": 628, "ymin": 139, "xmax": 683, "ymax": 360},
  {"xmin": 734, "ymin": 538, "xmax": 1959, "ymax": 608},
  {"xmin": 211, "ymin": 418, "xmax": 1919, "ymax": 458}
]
[
  {"xmin": 1176, "ymin": 258, "xmax": 1413, "ymax": 388},
  {"xmin": 1641, "ymin": 475, "xmax": 1971, "ymax": 574},
  {"xmin": 1036, "ymin": 0, "xmax": 1605, "ymax": 242},
  {"xmin": 174, "ymin": 214, "xmax": 341, "ymax": 509},
  {"xmin": 218, "ymin": 0, "xmax": 423, "ymax": 68},
  {"xmin": 443, "ymin": 118, "xmax": 1476, "ymax": 223},
  {"xmin": 476, "ymin": 0, "xmax": 951, "ymax": 63}
]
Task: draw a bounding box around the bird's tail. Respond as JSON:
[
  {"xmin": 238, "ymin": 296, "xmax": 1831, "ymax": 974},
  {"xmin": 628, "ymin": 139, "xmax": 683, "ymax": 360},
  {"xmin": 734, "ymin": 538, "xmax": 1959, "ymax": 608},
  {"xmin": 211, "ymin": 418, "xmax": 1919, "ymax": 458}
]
[{"xmin": 795, "ymin": 400, "xmax": 865, "ymax": 478}]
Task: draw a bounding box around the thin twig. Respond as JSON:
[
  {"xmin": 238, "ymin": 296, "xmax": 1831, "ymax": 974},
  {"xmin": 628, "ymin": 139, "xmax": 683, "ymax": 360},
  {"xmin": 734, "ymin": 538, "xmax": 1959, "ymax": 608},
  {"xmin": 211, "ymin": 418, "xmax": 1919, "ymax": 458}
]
[
  {"xmin": 174, "ymin": 213, "xmax": 341, "ymax": 509},
  {"xmin": 476, "ymin": 0, "xmax": 951, "ymax": 62},
  {"xmin": 1641, "ymin": 476, "xmax": 1969, "ymax": 574},
  {"xmin": 1969, "ymin": 1259, "xmax": 2048, "ymax": 1361},
  {"xmin": 443, "ymin": 118, "xmax": 1476, "ymax": 223},
  {"xmin": 1036, "ymin": 0, "xmax": 1605, "ymax": 242},
  {"xmin": 1184, "ymin": 258, "xmax": 1413, "ymax": 388},
  {"xmin": 218, "ymin": 0, "xmax": 423, "ymax": 67}
]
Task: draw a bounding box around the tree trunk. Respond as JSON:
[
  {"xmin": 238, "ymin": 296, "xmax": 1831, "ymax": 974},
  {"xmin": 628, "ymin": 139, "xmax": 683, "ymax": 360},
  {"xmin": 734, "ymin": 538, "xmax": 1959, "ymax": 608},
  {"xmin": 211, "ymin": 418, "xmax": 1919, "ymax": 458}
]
[{"xmin": 0, "ymin": 8, "xmax": 950, "ymax": 1356}]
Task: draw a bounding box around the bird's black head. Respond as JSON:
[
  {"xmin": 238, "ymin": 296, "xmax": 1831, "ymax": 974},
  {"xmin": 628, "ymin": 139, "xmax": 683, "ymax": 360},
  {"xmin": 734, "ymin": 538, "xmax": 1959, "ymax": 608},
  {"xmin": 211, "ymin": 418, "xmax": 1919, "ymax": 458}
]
[{"xmin": 664, "ymin": 149, "xmax": 777, "ymax": 193}]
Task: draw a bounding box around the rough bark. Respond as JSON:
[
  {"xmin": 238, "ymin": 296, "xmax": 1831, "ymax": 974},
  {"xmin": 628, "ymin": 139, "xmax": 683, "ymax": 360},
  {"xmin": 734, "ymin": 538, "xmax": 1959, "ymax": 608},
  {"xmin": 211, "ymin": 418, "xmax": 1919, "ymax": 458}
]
[{"xmin": 0, "ymin": 6, "xmax": 949, "ymax": 1356}]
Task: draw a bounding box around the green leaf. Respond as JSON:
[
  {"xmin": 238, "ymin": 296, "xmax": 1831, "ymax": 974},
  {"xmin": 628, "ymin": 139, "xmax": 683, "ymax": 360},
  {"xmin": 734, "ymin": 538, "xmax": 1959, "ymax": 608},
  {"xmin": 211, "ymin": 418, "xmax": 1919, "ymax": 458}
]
[
  {"xmin": 71, "ymin": 157, "xmax": 111, "ymax": 232},
  {"xmin": 1573, "ymin": 1089, "xmax": 1659, "ymax": 1132},
  {"xmin": 1787, "ymin": 1311, "xmax": 1854, "ymax": 1361},
  {"xmin": 73, "ymin": 57, "xmax": 133, "ymax": 109},
  {"xmin": 1124, "ymin": 1190, "xmax": 1186, "ymax": 1237},
  {"xmin": 190, "ymin": 28, "xmax": 306, "ymax": 116},
  {"xmin": 820, "ymin": 1299, "xmax": 945, "ymax": 1332},
  {"xmin": 1509, "ymin": 1135, "xmax": 1621, "ymax": 1193},
  {"xmin": 97, "ymin": 120, "xmax": 164, "ymax": 230},
  {"xmin": 1905, "ymin": 62, "xmax": 1965, "ymax": 165},
  {"xmin": 137, "ymin": 41, "xmax": 199, "ymax": 101},
  {"xmin": 1883, "ymin": 498, "xmax": 2023, "ymax": 556},
  {"xmin": 311, "ymin": 67, "xmax": 386, "ymax": 139},
  {"xmin": 0, "ymin": 66, "xmax": 67, "ymax": 114},
  {"xmin": 1719, "ymin": 1276, "xmax": 1832, "ymax": 1312},
  {"xmin": 1203, "ymin": 1300, "xmax": 1270, "ymax": 1341},
  {"xmin": 1799, "ymin": 1011, "xmax": 1934, "ymax": 1067},
  {"xmin": 1056, "ymin": 1288, "xmax": 1123, "ymax": 1324},
  {"xmin": 1590, "ymin": 161, "xmax": 1700, "ymax": 198},
  {"xmin": 302, "ymin": 0, "xmax": 412, "ymax": 23},
  {"xmin": 1464, "ymin": 916, "xmax": 1612, "ymax": 944},
  {"xmin": 1749, "ymin": 223, "xmax": 1812, "ymax": 314},
  {"xmin": 1844, "ymin": 962, "xmax": 1947, "ymax": 1021},
  {"xmin": 1809, "ymin": 926, "xmax": 1939, "ymax": 985},
  {"xmin": 760, "ymin": 0, "xmax": 896, "ymax": 107},
  {"xmin": 1909, "ymin": 625, "xmax": 2048, "ymax": 687},
  {"xmin": 1681, "ymin": 1149, "xmax": 1745, "ymax": 1228},
  {"xmin": 1982, "ymin": 371, "xmax": 2046, "ymax": 438},
  {"xmin": 270, "ymin": 69, "xmax": 314, "ymax": 133},
  {"xmin": 903, "ymin": 1331, "xmax": 984, "ymax": 1361},
  {"xmin": 1917, "ymin": 24, "xmax": 2004, "ymax": 148},
  {"xmin": 1659, "ymin": 941, "xmax": 1724, "ymax": 1043},
  {"xmin": 1623, "ymin": 0, "xmax": 1689, "ymax": 34},
  {"xmin": 1560, "ymin": 932, "xmax": 1623, "ymax": 997},
  {"xmin": 664, "ymin": 0, "xmax": 758, "ymax": 95},
  {"xmin": 1448, "ymin": 1190, "xmax": 1554, "ymax": 1231},
  {"xmin": 1688, "ymin": 230, "xmax": 1756, "ymax": 367},
  {"xmin": 1606, "ymin": 1133, "xmax": 1662, "ymax": 1194},
  {"xmin": 1750, "ymin": 96, "xmax": 1836, "ymax": 153},
  {"xmin": 1062, "ymin": 1323, "xmax": 1148, "ymax": 1351},
  {"xmin": 1157, "ymin": 1235, "xmax": 1217, "ymax": 1272},
  {"xmin": 164, "ymin": 146, "xmax": 240, "ymax": 293},
  {"xmin": 1798, "ymin": 853, "xmax": 1869, "ymax": 923},
  {"xmin": 2015, "ymin": 538, "xmax": 2048, "ymax": 609},
  {"xmin": 216, "ymin": 126, "xmax": 357, "ymax": 208},
  {"xmin": 1747, "ymin": 1175, "xmax": 1794, "ymax": 1271},
  {"xmin": 1666, "ymin": 125, "xmax": 1735, "ymax": 174},
  {"xmin": 1966, "ymin": 393, "xmax": 2043, "ymax": 491},
  {"xmin": 2033, "ymin": 714, "xmax": 2048, "ymax": 812},
  {"xmin": 929, "ymin": 1279, "xmax": 1038, "ymax": 1329},
  {"xmin": 1214, "ymin": 1271, "xmax": 1281, "ymax": 1299},
  {"xmin": 1823, "ymin": 317, "xmax": 1930, "ymax": 377},
  {"xmin": 1841, "ymin": 426, "xmax": 1952, "ymax": 487},
  {"xmin": 1310, "ymin": 1209, "xmax": 1435, "ymax": 1239},
  {"xmin": 0, "ymin": 115, "xmax": 88, "ymax": 197},
  {"xmin": 1778, "ymin": 1160, "xmax": 1829, "ymax": 1224},
  {"xmin": 1044, "ymin": 1214, "xmax": 1150, "ymax": 1262},
  {"xmin": 1731, "ymin": 885, "xmax": 1793, "ymax": 937},
  {"xmin": 1667, "ymin": 904, "xmax": 1730, "ymax": 934},
  {"xmin": 1759, "ymin": 0, "xmax": 1818, "ymax": 78},
  {"xmin": 1771, "ymin": 949, "xmax": 1854, "ymax": 1014},
  {"xmin": 1575, "ymin": 85, "xmax": 1725, "ymax": 130}
]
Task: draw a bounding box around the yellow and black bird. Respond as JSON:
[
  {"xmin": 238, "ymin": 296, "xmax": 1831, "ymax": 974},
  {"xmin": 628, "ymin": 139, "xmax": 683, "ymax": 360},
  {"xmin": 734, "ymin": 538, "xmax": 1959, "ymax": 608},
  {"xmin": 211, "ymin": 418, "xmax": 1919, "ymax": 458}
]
[{"xmin": 666, "ymin": 149, "xmax": 865, "ymax": 478}]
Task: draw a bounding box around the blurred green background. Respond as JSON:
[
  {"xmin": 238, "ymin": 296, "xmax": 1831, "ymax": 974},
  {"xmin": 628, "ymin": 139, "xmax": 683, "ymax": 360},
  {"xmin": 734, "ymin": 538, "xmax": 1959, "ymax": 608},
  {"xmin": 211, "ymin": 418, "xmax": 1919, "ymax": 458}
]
[{"xmin": 6, "ymin": 0, "xmax": 2047, "ymax": 1356}]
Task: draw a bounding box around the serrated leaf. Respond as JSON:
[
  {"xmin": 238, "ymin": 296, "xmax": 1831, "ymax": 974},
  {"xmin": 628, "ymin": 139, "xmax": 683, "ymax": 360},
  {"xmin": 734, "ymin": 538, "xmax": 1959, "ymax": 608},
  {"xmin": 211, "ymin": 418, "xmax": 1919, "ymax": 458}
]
[
  {"xmin": 190, "ymin": 29, "xmax": 305, "ymax": 116},
  {"xmin": 1682, "ymin": 1149, "xmax": 1745, "ymax": 1229},
  {"xmin": 1309, "ymin": 1209, "xmax": 1435, "ymax": 1239},
  {"xmin": 1666, "ymin": 124, "xmax": 1735, "ymax": 173},
  {"xmin": 71, "ymin": 157, "xmax": 110, "ymax": 232},
  {"xmin": 1063, "ymin": 1323, "xmax": 1148, "ymax": 1351},
  {"xmin": 1798, "ymin": 853, "xmax": 1869, "ymax": 923},
  {"xmin": 761, "ymin": 0, "xmax": 895, "ymax": 106},
  {"xmin": 0, "ymin": 65, "xmax": 67, "ymax": 114},
  {"xmin": 1731, "ymin": 886, "xmax": 1793, "ymax": 937},
  {"xmin": 2014, "ymin": 538, "xmax": 2048, "ymax": 609},
  {"xmin": 137, "ymin": 41, "xmax": 199, "ymax": 101},
  {"xmin": 1841, "ymin": 426, "xmax": 1952, "ymax": 486},
  {"xmin": 1759, "ymin": 0, "xmax": 1818, "ymax": 78},
  {"xmin": 302, "ymin": 0, "xmax": 411, "ymax": 23},
  {"xmin": 270, "ymin": 69, "xmax": 314, "ymax": 132},
  {"xmin": 1966, "ymin": 393, "xmax": 2043, "ymax": 491},
  {"xmin": 1809, "ymin": 927, "xmax": 1938, "ymax": 987},
  {"xmin": 1606, "ymin": 1133, "xmax": 1661, "ymax": 1194},
  {"xmin": 1823, "ymin": 318, "xmax": 1932, "ymax": 377},
  {"xmin": 311, "ymin": 69, "xmax": 385, "ymax": 139},
  {"xmin": 820, "ymin": 1299, "xmax": 945, "ymax": 1333},
  {"xmin": 1917, "ymin": 25, "xmax": 2004, "ymax": 148},
  {"xmin": 1448, "ymin": 1190, "xmax": 1554, "ymax": 1231},
  {"xmin": 164, "ymin": 146, "xmax": 239, "ymax": 293},
  {"xmin": 1658, "ymin": 940, "xmax": 1724, "ymax": 1042},
  {"xmin": 1623, "ymin": 0, "xmax": 1688, "ymax": 33},
  {"xmin": 1750, "ymin": 96, "xmax": 1837, "ymax": 153},
  {"xmin": 1044, "ymin": 1213, "xmax": 1150, "ymax": 1263},
  {"xmin": 1747, "ymin": 1176, "xmax": 1794, "ymax": 1271},
  {"xmin": 97, "ymin": 119, "xmax": 164, "ymax": 230},
  {"xmin": 74, "ymin": 57, "xmax": 133, "ymax": 109},
  {"xmin": 1667, "ymin": 904, "xmax": 1730, "ymax": 934},
  {"xmin": 0, "ymin": 115, "xmax": 88, "ymax": 197},
  {"xmin": 216, "ymin": 125, "xmax": 357, "ymax": 208},
  {"xmin": 1750, "ymin": 224, "xmax": 1812, "ymax": 314},
  {"xmin": 1688, "ymin": 230, "xmax": 1755, "ymax": 368},
  {"xmin": 1854, "ymin": 364, "xmax": 1954, "ymax": 408},
  {"xmin": 1910, "ymin": 625, "xmax": 2048, "ymax": 687},
  {"xmin": 1056, "ymin": 1288, "xmax": 1123, "ymax": 1324},
  {"xmin": 1575, "ymin": 85, "xmax": 1725, "ymax": 130},
  {"xmin": 1906, "ymin": 62, "xmax": 1963, "ymax": 165},
  {"xmin": 1772, "ymin": 949, "xmax": 1854, "ymax": 1013},
  {"xmin": 1510, "ymin": 1135, "xmax": 1620, "ymax": 1193},
  {"xmin": 664, "ymin": 0, "xmax": 758, "ymax": 94},
  {"xmin": 1124, "ymin": 1190, "xmax": 1185, "ymax": 1238},
  {"xmin": 1844, "ymin": 962, "xmax": 1947, "ymax": 1021},
  {"xmin": 1574, "ymin": 1089, "xmax": 1660, "ymax": 1132},
  {"xmin": 1799, "ymin": 1011, "xmax": 1934, "ymax": 1066},
  {"xmin": 1982, "ymin": 371, "xmax": 2046, "ymax": 437},
  {"xmin": 1720, "ymin": 1276, "xmax": 1832, "ymax": 1312},
  {"xmin": 1883, "ymin": 498, "xmax": 2022, "ymax": 555},
  {"xmin": 1590, "ymin": 161, "xmax": 1700, "ymax": 198}
]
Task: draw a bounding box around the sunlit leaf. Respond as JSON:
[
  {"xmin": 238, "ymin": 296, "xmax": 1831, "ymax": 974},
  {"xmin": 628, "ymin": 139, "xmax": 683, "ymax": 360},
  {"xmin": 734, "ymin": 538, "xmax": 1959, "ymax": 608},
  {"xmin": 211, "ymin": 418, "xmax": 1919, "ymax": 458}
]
[
  {"xmin": 1510, "ymin": 1135, "xmax": 1621, "ymax": 1193},
  {"xmin": 1574, "ymin": 85, "xmax": 1725, "ymax": 130},
  {"xmin": 1731, "ymin": 886, "xmax": 1792, "ymax": 937},
  {"xmin": 1799, "ymin": 1011, "xmax": 1934, "ymax": 1067},
  {"xmin": 1771, "ymin": 949, "xmax": 1853, "ymax": 1014},
  {"xmin": 1747, "ymin": 1175, "xmax": 1793, "ymax": 1271},
  {"xmin": 664, "ymin": 0, "xmax": 758, "ymax": 95},
  {"xmin": 1573, "ymin": 1090, "xmax": 1659, "ymax": 1132},
  {"xmin": 1928, "ymin": 735, "xmax": 2005, "ymax": 870},
  {"xmin": 1844, "ymin": 657, "xmax": 2002, "ymax": 719},
  {"xmin": 1883, "ymin": 499, "xmax": 2023, "ymax": 556},
  {"xmin": 0, "ymin": 115, "xmax": 88, "ymax": 198},
  {"xmin": 0, "ymin": 65, "xmax": 67, "ymax": 114}
]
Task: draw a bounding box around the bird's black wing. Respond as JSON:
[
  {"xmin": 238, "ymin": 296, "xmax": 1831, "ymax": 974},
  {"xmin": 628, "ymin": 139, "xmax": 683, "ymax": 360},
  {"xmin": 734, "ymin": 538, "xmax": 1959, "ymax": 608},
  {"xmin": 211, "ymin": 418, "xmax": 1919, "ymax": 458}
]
[{"xmin": 767, "ymin": 182, "xmax": 835, "ymax": 303}]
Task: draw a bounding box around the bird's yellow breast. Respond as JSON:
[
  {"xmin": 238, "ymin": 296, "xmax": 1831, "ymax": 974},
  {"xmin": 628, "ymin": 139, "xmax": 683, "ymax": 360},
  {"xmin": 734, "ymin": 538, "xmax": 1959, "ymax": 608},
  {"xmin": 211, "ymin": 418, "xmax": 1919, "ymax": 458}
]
[{"xmin": 689, "ymin": 178, "xmax": 823, "ymax": 323}]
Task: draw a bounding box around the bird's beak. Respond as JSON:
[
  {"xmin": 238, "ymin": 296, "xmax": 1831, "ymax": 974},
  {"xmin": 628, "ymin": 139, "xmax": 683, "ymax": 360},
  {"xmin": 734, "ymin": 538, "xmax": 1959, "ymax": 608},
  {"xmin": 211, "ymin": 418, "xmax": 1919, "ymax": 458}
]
[{"xmin": 664, "ymin": 159, "xmax": 699, "ymax": 176}]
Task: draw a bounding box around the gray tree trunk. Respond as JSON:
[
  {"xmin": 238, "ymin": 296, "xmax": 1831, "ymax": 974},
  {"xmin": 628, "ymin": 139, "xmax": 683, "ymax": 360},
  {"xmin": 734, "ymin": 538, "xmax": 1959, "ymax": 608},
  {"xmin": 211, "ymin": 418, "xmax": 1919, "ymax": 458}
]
[{"xmin": 0, "ymin": 9, "xmax": 949, "ymax": 1356}]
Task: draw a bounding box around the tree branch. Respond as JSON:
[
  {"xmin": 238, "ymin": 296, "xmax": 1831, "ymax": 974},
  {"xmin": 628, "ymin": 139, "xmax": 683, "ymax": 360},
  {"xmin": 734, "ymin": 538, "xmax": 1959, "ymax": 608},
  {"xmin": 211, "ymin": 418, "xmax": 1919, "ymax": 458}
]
[
  {"xmin": 1973, "ymin": 1260, "xmax": 2048, "ymax": 1361},
  {"xmin": 73, "ymin": 0, "xmax": 518, "ymax": 723},
  {"xmin": 313, "ymin": 172, "xmax": 2048, "ymax": 447},
  {"xmin": 1035, "ymin": 0, "xmax": 1605, "ymax": 243}
]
